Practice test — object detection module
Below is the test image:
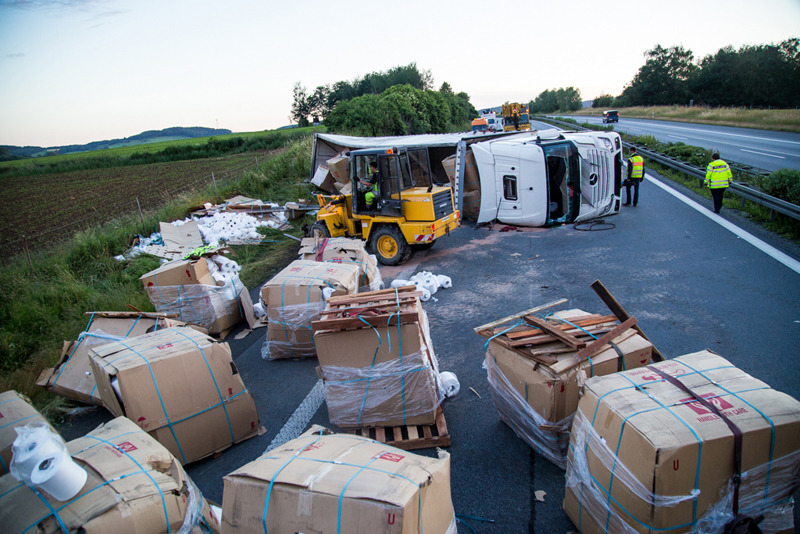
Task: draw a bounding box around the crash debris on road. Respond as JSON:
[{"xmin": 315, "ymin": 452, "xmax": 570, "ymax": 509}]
[
  {"xmin": 0, "ymin": 390, "xmax": 56, "ymax": 476},
  {"xmin": 221, "ymin": 425, "xmax": 456, "ymax": 534},
  {"xmin": 565, "ymin": 351, "xmax": 800, "ymax": 534},
  {"xmin": 297, "ymin": 236, "xmax": 382, "ymax": 291},
  {"xmin": 477, "ymin": 307, "xmax": 654, "ymax": 468}
]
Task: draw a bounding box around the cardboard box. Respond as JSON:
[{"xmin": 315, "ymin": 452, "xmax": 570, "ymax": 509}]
[
  {"xmin": 440, "ymin": 151, "xmax": 479, "ymax": 192},
  {"xmin": 89, "ymin": 327, "xmax": 261, "ymax": 465},
  {"xmin": 462, "ymin": 189, "xmax": 481, "ymax": 221},
  {"xmin": 0, "ymin": 416, "xmax": 219, "ymax": 533},
  {"xmin": 222, "ymin": 426, "xmax": 456, "ymax": 534},
  {"xmin": 314, "ymin": 288, "xmax": 441, "ymax": 428},
  {"xmin": 334, "ymin": 180, "xmax": 352, "ymax": 195},
  {"xmin": 141, "ymin": 257, "xmax": 254, "ymax": 335},
  {"xmin": 564, "ymin": 351, "xmax": 800, "ymax": 534},
  {"xmin": 37, "ymin": 312, "xmax": 187, "ymax": 406},
  {"xmin": 484, "ymin": 309, "xmax": 652, "ymax": 468},
  {"xmin": 0, "ymin": 390, "xmax": 56, "ymax": 476},
  {"xmin": 326, "ymin": 155, "xmax": 349, "ymax": 184},
  {"xmin": 298, "ymin": 237, "xmax": 381, "ymax": 291},
  {"xmin": 311, "ymin": 164, "xmax": 338, "ymax": 194},
  {"xmin": 261, "ymin": 260, "xmax": 360, "ymax": 359}
]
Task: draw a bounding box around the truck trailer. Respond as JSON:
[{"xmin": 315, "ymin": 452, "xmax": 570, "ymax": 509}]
[{"xmin": 310, "ymin": 128, "xmax": 622, "ymax": 230}]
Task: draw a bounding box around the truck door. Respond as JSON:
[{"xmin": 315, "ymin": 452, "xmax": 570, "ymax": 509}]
[
  {"xmin": 377, "ymin": 153, "xmax": 404, "ymax": 217},
  {"xmin": 494, "ymin": 156, "xmax": 524, "ymax": 223}
]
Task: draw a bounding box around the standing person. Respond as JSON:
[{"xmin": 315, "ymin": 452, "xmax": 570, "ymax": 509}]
[
  {"xmin": 705, "ymin": 152, "xmax": 732, "ymax": 214},
  {"xmin": 623, "ymin": 147, "xmax": 644, "ymax": 206}
]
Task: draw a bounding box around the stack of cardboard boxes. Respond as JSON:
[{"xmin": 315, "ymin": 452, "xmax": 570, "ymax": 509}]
[
  {"xmin": 89, "ymin": 326, "xmax": 261, "ymax": 465},
  {"xmin": 260, "ymin": 259, "xmax": 361, "ymax": 359},
  {"xmin": 140, "ymin": 254, "xmax": 255, "ymax": 336},
  {"xmin": 0, "ymin": 416, "xmax": 221, "ymax": 533},
  {"xmin": 441, "ymin": 150, "xmax": 480, "ymax": 220},
  {"xmin": 565, "ymin": 351, "xmax": 800, "ymax": 533},
  {"xmin": 311, "ymin": 155, "xmax": 350, "ymax": 195},
  {"xmin": 312, "ymin": 287, "xmax": 442, "ymax": 429},
  {"xmin": 297, "ymin": 236, "xmax": 382, "ymax": 292},
  {"xmin": 222, "ymin": 426, "xmax": 456, "ymax": 534},
  {"xmin": 480, "ymin": 308, "xmax": 653, "ymax": 468}
]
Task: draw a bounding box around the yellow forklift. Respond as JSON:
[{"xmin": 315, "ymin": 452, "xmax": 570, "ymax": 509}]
[{"xmin": 311, "ymin": 147, "xmax": 460, "ymax": 265}]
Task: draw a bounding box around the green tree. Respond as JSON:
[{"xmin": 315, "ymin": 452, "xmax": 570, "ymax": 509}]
[
  {"xmin": 440, "ymin": 81, "xmax": 453, "ymax": 94},
  {"xmin": 290, "ymin": 82, "xmax": 311, "ymax": 127},
  {"xmin": 621, "ymin": 45, "xmax": 697, "ymax": 106},
  {"xmin": 592, "ymin": 93, "xmax": 615, "ymax": 108}
]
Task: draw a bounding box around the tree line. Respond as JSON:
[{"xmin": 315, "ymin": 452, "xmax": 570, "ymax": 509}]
[
  {"xmin": 595, "ymin": 37, "xmax": 800, "ymax": 108},
  {"xmin": 290, "ymin": 63, "xmax": 477, "ymax": 136}
]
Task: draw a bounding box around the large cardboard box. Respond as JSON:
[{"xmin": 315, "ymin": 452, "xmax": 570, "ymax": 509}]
[
  {"xmin": 141, "ymin": 257, "xmax": 254, "ymax": 335},
  {"xmin": 313, "ymin": 288, "xmax": 441, "ymax": 428},
  {"xmin": 461, "ymin": 189, "xmax": 481, "ymax": 221},
  {"xmin": 564, "ymin": 351, "xmax": 800, "ymax": 534},
  {"xmin": 222, "ymin": 426, "xmax": 456, "ymax": 534},
  {"xmin": 326, "ymin": 155, "xmax": 349, "ymax": 184},
  {"xmin": 311, "ymin": 164, "xmax": 338, "ymax": 194},
  {"xmin": 484, "ymin": 309, "xmax": 652, "ymax": 468},
  {"xmin": 37, "ymin": 312, "xmax": 187, "ymax": 406},
  {"xmin": 0, "ymin": 390, "xmax": 56, "ymax": 476},
  {"xmin": 0, "ymin": 416, "xmax": 220, "ymax": 534},
  {"xmin": 89, "ymin": 327, "xmax": 261, "ymax": 465},
  {"xmin": 261, "ymin": 260, "xmax": 360, "ymax": 359},
  {"xmin": 441, "ymin": 151, "xmax": 479, "ymax": 192},
  {"xmin": 298, "ymin": 236, "xmax": 381, "ymax": 291}
]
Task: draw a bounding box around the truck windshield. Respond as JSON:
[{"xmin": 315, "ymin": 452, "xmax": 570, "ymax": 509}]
[
  {"xmin": 519, "ymin": 113, "xmax": 530, "ymax": 125},
  {"xmin": 541, "ymin": 142, "xmax": 578, "ymax": 222}
]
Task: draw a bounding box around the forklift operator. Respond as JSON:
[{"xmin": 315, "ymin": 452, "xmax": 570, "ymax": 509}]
[{"xmin": 359, "ymin": 161, "xmax": 380, "ymax": 210}]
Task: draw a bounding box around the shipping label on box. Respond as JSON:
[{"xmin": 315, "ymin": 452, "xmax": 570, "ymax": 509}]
[
  {"xmin": 222, "ymin": 426, "xmax": 455, "ymax": 534},
  {"xmin": 89, "ymin": 327, "xmax": 260, "ymax": 464},
  {"xmin": 564, "ymin": 350, "xmax": 800, "ymax": 534}
]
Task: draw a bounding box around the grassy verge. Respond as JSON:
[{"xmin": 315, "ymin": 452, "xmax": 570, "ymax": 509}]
[
  {"xmin": 0, "ymin": 136, "xmax": 316, "ymax": 419},
  {"xmin": 566, "ymin": 106, "xmax": 800, "ymax": 133}
]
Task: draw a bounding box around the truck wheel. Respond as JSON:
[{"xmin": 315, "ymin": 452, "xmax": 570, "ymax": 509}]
[
  {"xmin": 371, "ymin": 226, "xmax": 410, "ymax": 266},
  {"xmin": 311, "ymin": 221, "xmax": 330, "ymax": 238}
]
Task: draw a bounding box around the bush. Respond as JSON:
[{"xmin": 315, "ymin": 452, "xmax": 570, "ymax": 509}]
[{"xmin": 760, "ymin": 168, "xmax": 800, "ymax": 205}]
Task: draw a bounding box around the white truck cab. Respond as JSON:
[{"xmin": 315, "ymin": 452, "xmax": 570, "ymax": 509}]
[{"xmin": 473, "ymin": 129, "xmax": 622, "ymax": 225}]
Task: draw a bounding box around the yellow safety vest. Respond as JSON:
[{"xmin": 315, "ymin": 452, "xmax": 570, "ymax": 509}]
[
  {"xmin": 705, "ymin": 159, "xmax": 732, "ymax": 189},
  {"xmin": 629, "ymin": 155, "xmax": 644, "ymax": 179}
]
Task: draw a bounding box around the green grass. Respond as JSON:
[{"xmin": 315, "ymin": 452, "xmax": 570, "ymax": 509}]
[{"xmin": 0, "ymin": 135, "xmax": 316, "ymax": 420}]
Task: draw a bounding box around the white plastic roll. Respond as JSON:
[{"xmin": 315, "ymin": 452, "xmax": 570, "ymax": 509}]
[
  {"xmin": 439, "ymin": 371, "xmax": 460, "ymax": 397},
  {"xmin": 436, "ymin": 275, "xmax": 452, "ymax": 288},
  {"xmin": 11, "ymin": 429, "xmax": 63, "ymax": 483},
  {"xmin": 390, "ymin": 279, "xmax": 412, "ymax": 289},
  {"xmin": 30, "ymin": 451, "xmax": 88, "ymax": 501},
  {"xmin": 418, "ymin": 287, "xmax": 431, "ymax": 302}
]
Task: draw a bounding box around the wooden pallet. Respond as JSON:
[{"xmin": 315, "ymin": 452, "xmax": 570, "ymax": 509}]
[
  {"xmin": 313, "ymin": 286, "xmax": 423, "ymax": 333},
  {"xmin": 344, "ymin": 407, "xmax": 451, "ymax": 451}
]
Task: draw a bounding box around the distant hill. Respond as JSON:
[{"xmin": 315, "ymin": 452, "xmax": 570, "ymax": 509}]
[{"xmin": 0, "ymin": 126, "xmax": 233, "ymax": 160}]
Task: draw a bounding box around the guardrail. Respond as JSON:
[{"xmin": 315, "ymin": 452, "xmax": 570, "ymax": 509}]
[{"xmin": 536, "ymin": 116, "xmax": 800, "ymax": 222}]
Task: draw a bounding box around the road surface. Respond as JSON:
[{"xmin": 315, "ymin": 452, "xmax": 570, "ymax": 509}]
[{"xmin": 552, "ymin": 115, "xmax": 800, "ymax": 173}]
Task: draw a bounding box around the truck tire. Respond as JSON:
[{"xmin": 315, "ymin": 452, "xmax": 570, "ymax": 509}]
[
  {"xmin": 310, "ymin": 221, "xmax": 330, "ymax": 238},
  {"xmin": 371, "ymin": 226, "xmax": 410, "ymax": 266}
]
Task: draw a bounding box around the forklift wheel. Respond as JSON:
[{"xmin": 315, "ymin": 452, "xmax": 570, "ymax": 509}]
[
  {"xmin": 310, "ymin": 221, "xmax": 330, "ymax": 238},
  {"xmin": 371, "ymin": 226, "xmax": 410, "ymax": 266}
]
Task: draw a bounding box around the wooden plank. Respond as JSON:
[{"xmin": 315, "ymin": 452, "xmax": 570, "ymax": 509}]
[
  {"xmin": 319, "ymin": 298, "xmax": 418, "ymax": 316},
  {"xmin": 473, "ymin": 298, "xmax": 568, "ymax": 335},
  {"xmin": 523, "ymin": 316, "xmax": 586, "ymax": 349},
  {"xmin": 345, "ymin": 407, "xmax": 450, "ymax": 450},
  {"xmin": 327, "ymin": 287, "xmax": 419, "ymax": 306},
  {"xmin": 507, "ymin": 326, "xmax": 613, "ymax": 347},
  {"xmin": 407, "ymin": 426, "xmax": 419, "ymax": 441},
  {"xmin": 557, "ymin": 317, "xmax": 637, "ymax": 372},
  {"xmin": 591, "ymin": 279, "xmax": 664, "ymax": 362},
  {"xmin": 504, "ymin": 314, "xmax": 618, "ymax": 340},
  {"xmin": 312, "ymin": 311, "xmax": 420, "ymax": 332}
]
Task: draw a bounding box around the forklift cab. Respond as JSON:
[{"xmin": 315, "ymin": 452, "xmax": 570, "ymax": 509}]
[{"xmin": 350, "ymin": 148, "xmax": 413, "ymax": 217}]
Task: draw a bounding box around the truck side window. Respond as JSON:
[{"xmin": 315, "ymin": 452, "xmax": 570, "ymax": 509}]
[
  {"xmin": 408, "ymin": 149, "xmax": 432, "ymax": 187},
  {"xmin": 503, "ymin": 175, "xmax": 518, "ymax": 201}
]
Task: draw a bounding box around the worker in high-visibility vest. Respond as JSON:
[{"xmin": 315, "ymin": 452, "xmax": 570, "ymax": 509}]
[
  {"xmin": 705, "ymin": 152, "xmax": 732, "ymax": 214},
  {"xmin": 623, "ymin": 147, "xmax": 645, "ymax": 206},
  {"xmin": 359, "ymin": 161, "xmax": 380, "ymax": 211}
]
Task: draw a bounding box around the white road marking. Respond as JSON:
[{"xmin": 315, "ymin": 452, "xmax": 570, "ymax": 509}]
[
  {"xmin": 740, "ymin": 148, "xmax": 785, "ymax": 159},
  {"xmin": 668, "ymin": 135, "xmax": 688, "ymax": 140},
  {"xmin": 645, "ymin": 173, "xmax": 800, "ymax": 275},
  {"xmin": 264, "ymin": 379, "xmax": 326, "ymax": 453}
]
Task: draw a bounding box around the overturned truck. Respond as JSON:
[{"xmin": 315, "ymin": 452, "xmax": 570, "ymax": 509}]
[{"xmin": 311, "ymin": 129, "xmax": 623, "ymax": 230}]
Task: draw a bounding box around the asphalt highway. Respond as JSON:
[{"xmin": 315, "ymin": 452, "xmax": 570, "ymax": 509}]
[
  {"xmin": 553, "ymin": 115, "xmax": 800, "ymax": 173},
  {"xmin": 57, "ymin": 162, "xmax": 800, "ymax": 532}
]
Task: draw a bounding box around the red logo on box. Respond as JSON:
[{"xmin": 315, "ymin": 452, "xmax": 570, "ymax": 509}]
[
  {"xmin": 679, "ymin": 393, "xmax": 734, "ymax": 416},
  {"xmin": 0, "ymin": 411, "xmax": 4, "ymax": 419},
  {"xmin": 377, "ymin": 452, "xmax": 405, "ymax": 463},
  {"xmin": 157, "ymin": 343, "xmax": 174, "ymax": 350},
  {"xmin": 302, "ymin": 442, "xmax": 323, "ymax": 452},
  {"xmin": 115, "ymin": 441, "xmax": 138, "ymax": 453}
]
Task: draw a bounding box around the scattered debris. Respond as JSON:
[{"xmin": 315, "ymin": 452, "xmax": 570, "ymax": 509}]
[
  {"xmin": 469, "ymin": 386, "xmax": 482, "ymax": 399},
  {"xmin": 534, "ymin": 490, "xmax": 547, "ymax": 502},
  {"xmin": 391, "ymin": 271, "xmax": 452, "ymax": 302}
]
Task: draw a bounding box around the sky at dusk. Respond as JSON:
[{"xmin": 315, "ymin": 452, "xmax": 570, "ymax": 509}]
[{"xmin": 1, "ymin": 0, "xmax": 798, "ymax": 147}]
